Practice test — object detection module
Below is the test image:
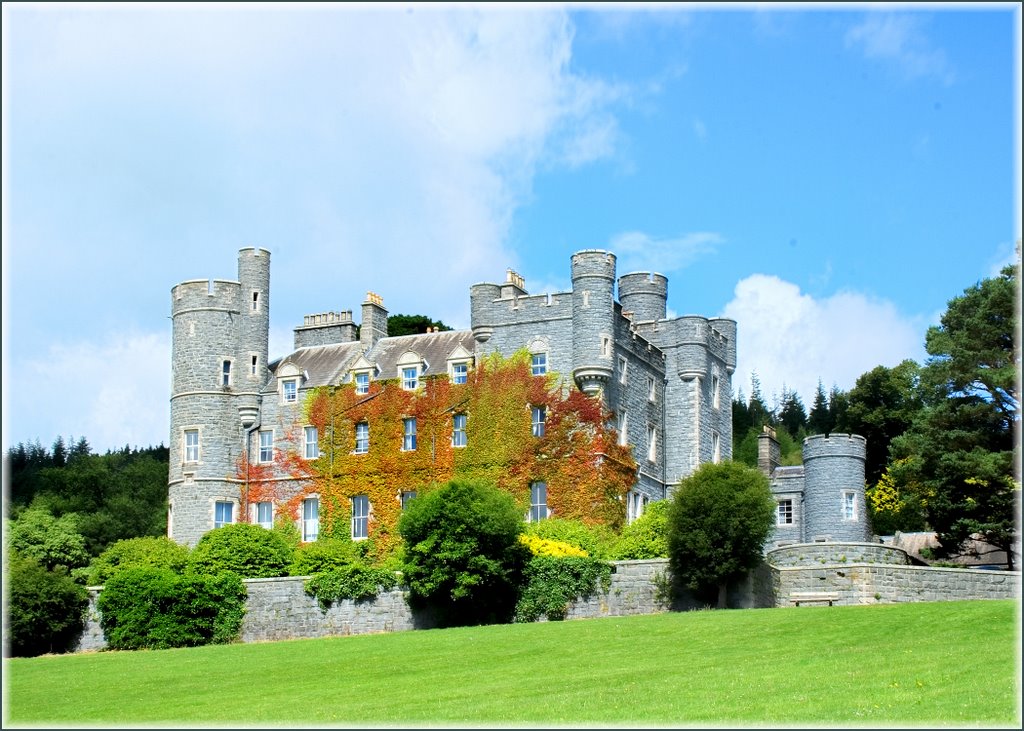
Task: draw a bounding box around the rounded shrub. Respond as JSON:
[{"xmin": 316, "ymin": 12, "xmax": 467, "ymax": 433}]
[
  {"xmin": 398, "ymin": 479, "xmax": 530, "ymax": 627},
  {"xmin": 87, "ymin": 536, "xmax": 191, "ymax": 586},
  {"xmin": 97, "ymin": 567, "xmax": 247, "ymax": 650},
  {"xmin": 6, "ymin": 552, "xmax": 88, "ymax": 657},
  {"xmin": 290, "ymin": 537, "xmax": 370, "ymax": 576},
  {"xmin": 521, "ymin": 517, "xmax": 616, "ymax": 558},
  {"xmin": 188, "ymin": 523, "xmax": 294, "ymax": 578},
  {"xmin": 611, "ymin": 499, "xmax": 671, "ymax": 560}
]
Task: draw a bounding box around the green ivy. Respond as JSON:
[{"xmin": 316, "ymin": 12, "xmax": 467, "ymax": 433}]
[
  {"xmin": 514, "ymin": 555, "xmax": 612, "ymax": 622},
  {"xmin": 304, "ymin": 565, "xmax": 400, "ymax": 612}
]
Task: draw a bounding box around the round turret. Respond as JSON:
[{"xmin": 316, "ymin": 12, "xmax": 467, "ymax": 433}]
[
  {"xmin": 618, "ymin": 272, "xmax": 667, "ymax": 323},
  {"xmin": 802, "ymin": 433, "xmax": 870, "ymax": 542},
  {"xmin": 571, "ymin": 250, "xmax": 616, "ymax": 395}
]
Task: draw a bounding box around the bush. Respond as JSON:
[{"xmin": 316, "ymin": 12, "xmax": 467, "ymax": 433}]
[
  {"xmin": 667, "ymin": 461, "xmax": 775, "ymax": 607},
  {"xmin": 86, "ymin": 536, "xmax": 191, "ymax": 585},
  {"xmin": 290, "ymin": 537, "xmax": 371, "ymax": 576},
  {"xmin": 398, "ymin": 479, "xmax": 529, "ymax": 627},
  {"xmin": 611, "ymin": 500, "xmax": 670, "ymax": 560},
  {"xmin": 519, "ymin": 534, "xmax": 588, "ymax": 557},
  {"xmin": 304, "ymin": 566, "xmax": 400, "ymax": 611},
  {"xmin": 6, "ymin": 552, "xmax": 88, "ymax": 657},
  {"xmin": 188, "ymin": 523, "xmax": 293, "ymax": 578},
  {"xmin": 521, "ymin": 517, "xmax": 616, "ymax": 558},
  {"xmin": 97, "ymin": 567, "xmax": 247, "ymax": 650},
  {"xmin": 514, "ymin": 555, "xmax": 612, "ymax": 622}
]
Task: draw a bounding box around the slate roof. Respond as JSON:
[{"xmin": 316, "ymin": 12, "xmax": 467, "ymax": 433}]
[{"xmin": 267, "ymin": 329, "xmax": 476, "ymax": 390}]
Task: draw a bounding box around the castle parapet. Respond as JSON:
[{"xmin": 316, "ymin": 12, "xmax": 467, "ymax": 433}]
[
  {"xmin": 294, "ymin": 310, "xmax": 357, "ymax": 349},
  {"xmin": 618, "ymin": 272, "xmax": 667, "ymax": 323}
]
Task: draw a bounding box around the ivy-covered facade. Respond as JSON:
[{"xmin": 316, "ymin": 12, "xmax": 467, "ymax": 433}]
[{"xmin": 167, "ymin": 248, "xmax": 735, "ymax": 548}]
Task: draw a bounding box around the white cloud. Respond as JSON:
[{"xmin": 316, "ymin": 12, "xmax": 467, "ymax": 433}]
[
  {"xmin": 722, "ymin": 274, "xmax": 927, "ymax": 408},
  {"xmin": 845, "ymin": 13, "xmax": 955, "ymax": 85},
  {"xmin": 612, "ymin": 230, "xmax": 723, "ymax": 275},
  {"xmin": 5, "ymin": 332, "xmax": 171, "ymax": 453}
]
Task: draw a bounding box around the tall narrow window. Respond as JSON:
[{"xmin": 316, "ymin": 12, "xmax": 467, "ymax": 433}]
[
  {"xmin": 302, "ymin": 497, "xmax": 319, "ymax": 542},
  {"xmin": 712, "ymin": 374, "xmax": 721, "ymax": 409},
  {"xmin": 452, "ymin": 413, "xmax": 467, "ymax": 447},
  {"xmin": 255, "ymin": 501, "xmax": 273, "ymax": 530},
  {"xmin": 843, "ymin": 492, "xmax": 857, "ymax": 521},
  {"xmin": 259, "ymin": 430, "xmax": 273, "ymax": 463},
  {"xmin": 647, "ymin": 424, "xmax": 657, "ymax": 463},
  {"xmin": 355, "ymin": 372, "xmax": 370, "ymax": 395},
  {"xmin": 250, "ymin": 355, "xmax": 258, "ymax": 377},
  {"xmin": 529, "ymin": 482, "xmax": 548, "ymax": 523},
  {"xmin": 184, "ymin": 429, "xmax": 200, "ymax": 463},
  {"xmin": 777, "ymin": 499, "xmax": 794, "ymax": 526},
  {"xmin": 222, "ymin": 360, "xmax": 231, "ymax": 387},
  {"xmin": 617, "ymin": 412, "xmax": 628, "ymax": 447},
  {"xmin": 403, "ymin": 418, "xmax": 417, "ymax": 451},
  {"xmin": 531, "ymin": 406, "xmax": 546, "ymax": 437},
  {"xmin": 451, "ymin": 362, "xmax": 468, "ymax": 385},
  {"xmin": 601, "ymin": 336, "xmax": 611, "ymax": 358},
  {"xmin": 531, "ymin": 353, "xmax": 547, "ymax": 376},
  {"xmin": 282, "ymin": 379, "xmax": 298, "ymax": 404},
  {"xmin": 351, "ymin": 495, "xmax": 370, "ymax": 540},
  {"xmin": 648, "ymin": 376, "xmax": 656, "ymax": 403},
  {"xmin": 712, "ymin": 431, "xmax": 721, "ymax": 463},
  {"xmin": 402, "ymin": 366, "xmax": 419, "ymax": 391},
  {"xmin": 214, "ymin": 501, "xmax": 234, "ymax": 529},
  {"xmin": 355, "ymin": 422, "xmax": 369, "ymax": 454},
  {"xmin": 251, "ymin": 291, "xmax": 260, "ymax": 312},
  {"xmin": 618, "ymin": 356, "xmax": 628, "ymax": 385},
  {"xmin": 304, "ymin": 426, "xmax": 319, "ymax": 459}
]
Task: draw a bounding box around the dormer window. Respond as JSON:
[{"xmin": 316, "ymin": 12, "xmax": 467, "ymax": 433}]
[
  {"xmin": 397, "ymin": 350, "xmax": 424, "ymax": 391},
  {"xmin": 282, "ymin": 378, "xmax": 298, "ymax": 404},
  {"xmin": 446, "ymin": 345, "xmax": 474, "ymax": 385},
  {"xmin": 451, "ymin": 362, "xmax": 468, "ymax": 385},
  {"xmin": 355, "ymin": 372, "xmax": 370, "ymax": 395},
  {"xmin": 402, "ymin": 366, "xmax": 419, "ymax": 391}
]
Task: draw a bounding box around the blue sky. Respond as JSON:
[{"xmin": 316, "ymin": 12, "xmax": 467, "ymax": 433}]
[{"xmin": 3, "ymin": 3, "xmax": 1021, "ymax": 454}]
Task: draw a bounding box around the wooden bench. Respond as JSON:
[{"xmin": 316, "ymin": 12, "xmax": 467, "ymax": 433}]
[{"xmin": 789, "ymin": 591, "xmax": 839, "ymax": 606}]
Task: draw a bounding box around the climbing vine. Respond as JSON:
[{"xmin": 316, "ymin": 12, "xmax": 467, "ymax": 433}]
[{"xmin": 236, "ymin": 350, "xmax": 637, "ymax": 561}]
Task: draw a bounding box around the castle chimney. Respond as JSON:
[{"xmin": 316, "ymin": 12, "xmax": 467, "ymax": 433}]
[
  {"xmin": 757, "ymin": 426, "xmax": 781, "ymax": 477},
  {"xmin": 360, "ymin": 292, "xmax": 388, "ymax": 349}
]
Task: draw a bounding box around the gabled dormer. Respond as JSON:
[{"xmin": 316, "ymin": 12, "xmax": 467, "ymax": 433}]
[
  {"xmin": 349, "ymin": 355, "xmax": 378, "ymax": 395},
  {"xmin": 396, "ymin": 350, "xmax": 427, "ymax": 391},
  {"xmin": 276, "ymin": 361, "xmax": 306, "ymax": 406},
  {"xmin": 446, "ymin": 344, "xmax": 474, "ymax": 385}
]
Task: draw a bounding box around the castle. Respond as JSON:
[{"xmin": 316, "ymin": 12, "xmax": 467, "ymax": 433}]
[{"xmin": 167, "ymin": 248, "xmax": 870, "ymax": 548}]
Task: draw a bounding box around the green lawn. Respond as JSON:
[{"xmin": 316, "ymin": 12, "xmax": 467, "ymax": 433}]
[{"xmin": 5, "ymin": 600, "xmax": 1020, "ymax": 726}]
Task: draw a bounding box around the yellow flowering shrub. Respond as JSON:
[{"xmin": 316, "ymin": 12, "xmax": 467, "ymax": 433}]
[{"xmin": 518, "ymin": 534, "xmax": 588, "ymax": 558}]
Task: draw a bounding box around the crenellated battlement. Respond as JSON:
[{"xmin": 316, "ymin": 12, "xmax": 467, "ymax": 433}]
[
  {"xmin": 803, "ymin": 433, "xmax": 868, "ymax": 461},
  {"xmin": 618, "ymin": 271, "xmax": 668, "ymax": 323},
  {"xmin": 571, "ymin": 249, "xmax": 617, "ymax": 281}
]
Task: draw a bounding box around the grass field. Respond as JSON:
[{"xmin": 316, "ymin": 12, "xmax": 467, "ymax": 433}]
[{"xmin": 4, "ymin": 600, "xmax": 1021, "ymax": 727}]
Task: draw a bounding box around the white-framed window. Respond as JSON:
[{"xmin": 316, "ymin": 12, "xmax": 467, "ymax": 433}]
[
  {"xmin": 251, "ymin": 290, "xmax": 260, "ymax": 312},
  {"xmin": 354, "ymin": 422, "xmax": 369, "ymax": 454},
  {"xmin": 618, "ymin": 356, "xmax": 628, "ymax": 385},
  {"xmin": 304, "ymin": 426, "xmax": 319, "ymax": 459},
  {"xmin": 648, "ymin": 376, "xmax": 656, "ymax": 403},
  {"xmin": 712, "ymin": 431, "xmax": 721, "ymax": 463},
  {"xmin": 531, "ymin": 405, "xmax": 546, "ymax": 437},
  {"xmin": 617, "ymin": 412, "xmax": 628, "ymax": 447},
  {"xmin": 282, "ymin": 378, "xmax": 298, "ymax": 404},
  {"xmin": 777, "ymin": 499, "xmax": 794, "ymax": 526},
  {"xmin": 531, "ymin": 353, "xmax": 547, "ymax": 376},
  {"xmin": 712, "ymin": 374, "xmax": 721, "ymax": 409},
  {"xmin": 402, "ymin": 366, "xmax": 419, "ymax": 391},
  {"xmin": 184, "ymin": 429, "xmax": 200, "ymax": 463},
  {"xmin": 647, "ymin": 424, "xmax": 657, "ymax": 463},
  {"xmin": 403, "ymin": 417, "xmax": 417, "ymax": 451},
  {"xmin": 627, "ymin": 490, "xmax": 649, "ymax": 524},
  {"xmin": 351, "ymin": 494, "xmax": 370, "ymax": 540},
  {"xmin": 254, "ymin": 501, "xmax": 273, "ymax": 530},
  {"xmin": 355, "ymin": 372, "xmax": 370, "ymax": 395},
  {"xmin": 843, "ymin": 491, "xmax": 857, "ymax": 521},
  {"xmin": 250, "ymin": 354, "xmax": 258, "ymax": 377},
  {"xmin": 601, "ymin": 336, "xmax": 611, "ymax": 358},
  {"xmin": 222, "ymin": 359, "xmax": 232, "ymax": 387},
  {"xmin": 401, "ymin": 490, "xmax": 417, "ymax": 510},
  {"xmin": 529, "ymin": 482, "xmax": 548, "ymax": 523},
  {"xmin": 259, "ymin": 430, "xmax": 273, "ymax": 463},
  {"xmin": 302, "ymin": 497, "xmax": 319, "ymax": 542},
  {"xmin": 451, "ymin": 362, "xmax": 468, "ymax": 385},
  {"xmin": 452, "ymin": 413, "xmax": 467, "ymax": 447},
  {"xmin": 214, "ymin": 501, "xmax": 234, "ymax": 529}
]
